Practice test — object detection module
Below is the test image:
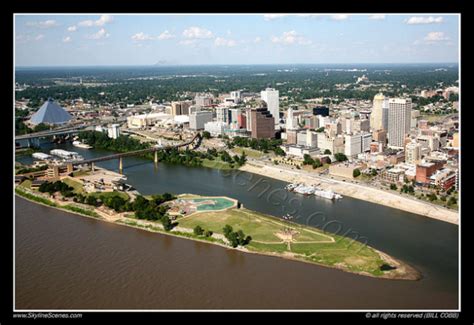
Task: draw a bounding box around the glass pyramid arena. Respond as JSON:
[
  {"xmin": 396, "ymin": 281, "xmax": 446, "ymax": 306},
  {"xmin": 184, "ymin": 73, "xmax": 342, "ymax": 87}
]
[{"xmin": 29, "ymin": 98, "xmax": 72, "ymax": 125}]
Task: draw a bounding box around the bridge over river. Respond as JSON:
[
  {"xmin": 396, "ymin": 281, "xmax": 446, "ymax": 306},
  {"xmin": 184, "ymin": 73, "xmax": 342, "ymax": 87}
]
[{"xmin": 70, "ymin": 133, "xmax": 202, "ymax": 174}]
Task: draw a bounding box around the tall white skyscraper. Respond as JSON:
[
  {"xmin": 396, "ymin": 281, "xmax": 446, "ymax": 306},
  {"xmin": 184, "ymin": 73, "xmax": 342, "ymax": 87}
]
[
  {"xmin": 387, "ymin": 98, "xmax": 412, "ymax": 148},
  {"xmin": 286, "ymin": 107, "xmax": 297, "ymax": 130},
  {"xmin": 261, "ymin": 88, "xmax": 279, "ymax": 128},
  {"xmin": 371, "ymin": 93, "xmax": 389, "ymax": 131}
]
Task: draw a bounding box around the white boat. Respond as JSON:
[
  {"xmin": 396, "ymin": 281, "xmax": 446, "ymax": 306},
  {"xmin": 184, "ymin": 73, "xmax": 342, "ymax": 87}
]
[
  {"xmin": 285, "ymin": 183, "xmax": 342, "ymax": 200},
  {"xmin": 313, "ymin": 188, "xmax": 343, "ymax": 200},
  {"xmin": 50, "ymin": 149, "xmax": 84, "ymax": 161},
  {"xmin": 293, "ymin": 184, "xmax": 315, "ymax": 195},
  {"xmin": 72, "ymin": 141, "xmax": 93, "ymax": 149},
  {"xmin": 32, "ymin": 152, "xmax": 51, "ymax": 160}
]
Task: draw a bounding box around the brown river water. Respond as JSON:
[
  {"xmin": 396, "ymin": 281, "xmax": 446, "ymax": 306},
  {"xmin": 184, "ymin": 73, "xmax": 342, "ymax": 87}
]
[{"xmin": 15, "ymin": 142, "xmax": 459, "ymax": 309}]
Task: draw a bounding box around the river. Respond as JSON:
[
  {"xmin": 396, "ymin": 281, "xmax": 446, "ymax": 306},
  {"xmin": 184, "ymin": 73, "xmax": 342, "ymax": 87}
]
[{"xmin": 15, "ymin": 142, "xmax": 459, "ymax": 309}]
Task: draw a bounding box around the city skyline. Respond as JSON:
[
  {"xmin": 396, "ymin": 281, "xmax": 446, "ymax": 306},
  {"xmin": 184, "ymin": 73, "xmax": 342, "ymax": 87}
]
[{"xmin": 15, "ymin": 14, "xmax": 459, "ymax": 66}]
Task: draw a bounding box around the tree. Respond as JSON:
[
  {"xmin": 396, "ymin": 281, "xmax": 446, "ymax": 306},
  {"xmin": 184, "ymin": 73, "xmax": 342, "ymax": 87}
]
[
  {"xmin": 312, "ymin": 158, "xmax": 322, "ymax": 169},
  {"xmin": 334, "ymin": 153, "xmax": 348, "ymax": 162},
  {"xmin": 223, "ymin": 225, "xmax": 252, "ymax": 247},
  {"xmin": 223, "ymin": 224, "xmax": 233, "ymax": 236},
  {"xmin": 324, "ymin": 149, "xmax": 331, "ymax": 155},
  {"xmin": 202, "ymin": 131, "xmax": 211, "ymax": 139},
  {"xmin": 303, "ymin": 154, "xmax": 314, "ymax": 166},
  {"xmin": 353, "ymin": 168, "xmax": 361, "ymax": 178},
  {"xmin": 132, "ymin": 195, "xmax": 149, "ymax": 211},
  {"xmin": 273, "ymin": 147, "xmax": 286, "ymax": 156},
  {"xmin": 448, "ymin": 196, "xmax": 457, "ymax": 206},
  {"xmin": 204, "ymin": 230, "xmax": 213, "ymax": 237},
  {"xmin": 390, "ymin": 184, "xmax": 397, "ymax": 191},
  {"xmin": 161, "ymin": 216, "xmax": 174, "ymax": 231},
  {"xmin": 238, "ymin": 152, "xmax": 247, "ymax": 166},
  {"xmin": 34, "ymin": 123, "xmax": 50, "ymax": 132},
  {"xmin": 86, "ymin": 195, "xmax": 98, "ymax": 206},
  {"xmin": 193, "ymin": 225, "xmax": 204, "ymax": 236}
]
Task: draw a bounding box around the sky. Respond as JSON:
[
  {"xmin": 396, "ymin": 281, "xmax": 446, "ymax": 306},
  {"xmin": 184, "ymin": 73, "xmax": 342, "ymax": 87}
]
[{"xmin": 14, "ymin": 14, "xmax": 459, "ymax": 66}]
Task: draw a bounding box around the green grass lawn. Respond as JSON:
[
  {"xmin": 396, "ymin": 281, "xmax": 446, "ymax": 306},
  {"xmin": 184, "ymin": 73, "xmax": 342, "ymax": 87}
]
[
  {"xmin": 202, "ymin": 158, "xmax": 234, "ymax": 170},
  {"xmin": 231, "ymin": 147, "xmax": 264, "ymax": 159},
  {"xmin": 176, "ymin": 206, "xmax": 387, "ymax": 276},
  {"xmin": 89, "ymin": 191, "xmax": 130, "ymax": 201},
  {"xmin": 62, "ymin": 177, "xmax": 85, "ymax": 194},
  {"xmin": 18, "ymin": 179, "xmax": 32, "ymax": 189},
  {"xmin": 178, "ymin": 208, "xmax": 333, "ymax": 243}
]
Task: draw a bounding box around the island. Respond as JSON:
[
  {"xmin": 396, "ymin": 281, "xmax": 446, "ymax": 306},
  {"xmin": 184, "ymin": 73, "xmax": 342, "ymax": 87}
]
[{"xmin": 15, "ymin": 167, "xmax": 420, "ymax": 281}]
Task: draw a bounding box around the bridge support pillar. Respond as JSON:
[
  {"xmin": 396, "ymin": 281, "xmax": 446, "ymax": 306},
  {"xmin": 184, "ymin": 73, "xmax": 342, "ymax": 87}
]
[
  {"xmin": 27, "ymin": 139, "xmax": 31, "ymax": 148},
  {"xmin": 119, "ymin": 157, "xmax": 123, "ymax": 174},
  {"xmin": 91, "ymin": 162, "xmax": 95, "ymax": 173},
  {"xmin": 154, "ymin": 151, "xmax": 158, "ymax": 164}
]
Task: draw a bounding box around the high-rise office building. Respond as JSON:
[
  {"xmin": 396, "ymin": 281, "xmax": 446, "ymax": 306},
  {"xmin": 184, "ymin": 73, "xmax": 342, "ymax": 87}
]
[
  {"xmin": 230, "ymin": 91, "xmax": 242, "ymax": 104},
  {"xmin": 370, "ymin": 93, "xmax": 388, "ymax": 131},
  {"xmin": 245, "ymin": 108, "xmax": 252, "ymax": 132},
  {"xmin": 216, "ymin": 106, "xmax": 229, "ymax": 123},
  {"xmin": 107, "ymin": 124, "xmax": 121, "ymax": 139},
  {"xmin": 286, "ymin": 107, "xmax": 297, "ymax": 130},
  {"xmin": 261, "ymin": 88, "xmax": 280, "ymax": 127},
  {"xmin": 195, "ymin": 95, "xmax": 213, "ymax": 107},
  {"xmin": 250, "ymin": 107, "xmax": 275, "ymax": 139},
  {"xmin": 189, "ymin": 111, "xmax": 213, "ymax": 130},
  {"xmin": 388, "ymin": 98, "xmax": 412, "ymax": 148},
  {"xmin": 171, "ymin": 101, "xmax": 192, "ymax": 116},
  {"xmin": 405, "ymin": 142, "xmax": 422, "ymax": 164}
]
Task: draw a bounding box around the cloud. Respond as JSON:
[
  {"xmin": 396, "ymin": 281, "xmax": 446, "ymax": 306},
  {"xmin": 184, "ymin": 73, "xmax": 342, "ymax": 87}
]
[
  {"xmin": 131, "ymin": 32, "xmax": 155, "ymax": 41},
  {"xmin": 214, "ymin": 37, "xmax": 237, "ymax": 47},
  {"xmin": 87, "ymin": 28, "xmax": 110, "ymax": 40},
  {"xmin": 179, "ymin": 39, "xmax": 197, "ymax": 46},
  {"xmin": 158, "ymin": 30, "xmax": 175, "ymax": 40},
  {"xmin": 63, "ymin": 36, "xmax": 72, "ymax": 43},
  {"xmin": 424, "ymin": 31, "xmax": 449, "ymax": 43},
  {"xmin": 67, "ymin": 26, "xmax": 77, "ymax": 32},
  {"xmin": 78, "ymin": 15, "xmax": 114, "ymax": 27},
  {"xmin": 15, "ymin": 33, "xmax": 45, "ymax": 43},
  {"xmin": 182, "ymin": 26, "xmax": 213, "ymax": 39},
  {"xmin": 406, "ymin": 16, "xmax": 443, "ymax": 25},
  {"xmin": 26, "ymin": 20, "xmax": 59, "ymax": 29},
  {"xmin": 254, "ymin": 36, "xmax": 261, "ymax": 43},
  {"xmin": 131, "ymin": 30, "xmax": 175, "ymax": 41},
  {"xmin": 271, "ymin": 30, "xmax": 312, "ymax": 45},
  {"xmin": 368, "ymin": 14, "xmax": 386, "ymax": 20},
  {"xmin": 331, "ymin": 15, "xmax": 349, "ymax": 21}
]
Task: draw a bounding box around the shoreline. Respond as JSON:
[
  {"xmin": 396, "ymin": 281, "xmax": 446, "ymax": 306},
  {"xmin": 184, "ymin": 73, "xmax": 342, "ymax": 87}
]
[
  {"xmin": 239, "ymin": 163, "xmax": 459, "ymax": 225},
  {"xmin": 15, "ymin": 190, "xmax": 421, "ymax": 281}
]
